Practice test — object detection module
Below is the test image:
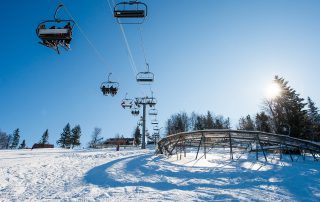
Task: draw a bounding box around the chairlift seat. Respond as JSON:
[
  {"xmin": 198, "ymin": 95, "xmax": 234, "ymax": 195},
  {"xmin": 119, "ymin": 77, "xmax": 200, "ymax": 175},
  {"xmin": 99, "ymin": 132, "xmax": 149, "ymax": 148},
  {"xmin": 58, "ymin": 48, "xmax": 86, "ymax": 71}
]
[
  {"xmin": 38, "ymin": 29, "xmax": 72, "ymax": 40},
  {"xmin": 136, "ymin": 78, "xmax": 154, "ymax": 82},
  {"xmin": 151, "ymin": 120, "xmax": 158, "ymax": 125},
  {"xmin": 114, "ymin": 10, "xmax": 145, "ymax": 18},
  {"xmin": 39, "ymin": 28, "xmax": 69, "ymax": 35}
]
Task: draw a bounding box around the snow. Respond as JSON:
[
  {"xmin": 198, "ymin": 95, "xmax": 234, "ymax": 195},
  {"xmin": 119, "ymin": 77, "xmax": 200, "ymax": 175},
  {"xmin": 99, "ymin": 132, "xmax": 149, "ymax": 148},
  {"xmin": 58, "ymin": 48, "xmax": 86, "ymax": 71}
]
[{"xmin": 0, "ymin": 147, "xmax": 319, "ymax": 201}]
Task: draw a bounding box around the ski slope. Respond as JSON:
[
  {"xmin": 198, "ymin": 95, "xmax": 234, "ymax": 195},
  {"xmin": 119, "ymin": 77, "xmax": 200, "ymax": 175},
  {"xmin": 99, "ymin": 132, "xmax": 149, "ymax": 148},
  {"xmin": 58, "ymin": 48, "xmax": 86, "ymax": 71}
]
[{"xmin": 0, "ymin": 147, "xmax": 319, "ymax": 201}]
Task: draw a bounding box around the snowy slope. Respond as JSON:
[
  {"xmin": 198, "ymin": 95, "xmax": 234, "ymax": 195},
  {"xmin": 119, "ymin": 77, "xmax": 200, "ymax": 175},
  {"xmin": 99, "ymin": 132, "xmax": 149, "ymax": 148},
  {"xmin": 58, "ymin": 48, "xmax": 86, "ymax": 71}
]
[{"xmin": 0, "ymin": 147, "xmax": 319, "ymax": 201}]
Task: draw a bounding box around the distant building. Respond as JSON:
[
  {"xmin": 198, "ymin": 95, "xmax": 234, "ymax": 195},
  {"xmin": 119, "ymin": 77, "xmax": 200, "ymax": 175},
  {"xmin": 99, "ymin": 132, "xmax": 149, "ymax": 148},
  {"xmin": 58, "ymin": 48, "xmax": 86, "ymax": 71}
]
[
  {"xmin": 31, "ymin": 143, "xmax": 54, "ymax": 149},
  {"xmin": 103, "ymin": 138, "xmax": 134, "ymax": 146}
]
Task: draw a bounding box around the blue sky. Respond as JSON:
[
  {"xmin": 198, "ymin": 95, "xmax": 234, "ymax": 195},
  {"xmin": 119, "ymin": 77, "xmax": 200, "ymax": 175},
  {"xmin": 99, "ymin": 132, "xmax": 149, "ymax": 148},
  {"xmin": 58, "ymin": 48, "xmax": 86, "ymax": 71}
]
[{"xmin": 1, "ymin": 0, "xmax": 320, "ymax": 147}]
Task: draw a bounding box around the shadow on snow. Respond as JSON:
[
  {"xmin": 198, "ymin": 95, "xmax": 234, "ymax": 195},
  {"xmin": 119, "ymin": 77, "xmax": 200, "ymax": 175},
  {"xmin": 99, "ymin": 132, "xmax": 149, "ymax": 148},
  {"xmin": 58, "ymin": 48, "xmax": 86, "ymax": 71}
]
[{"xmin": 83, "ymin": 153, "xmax": 320, "ymax": 201}]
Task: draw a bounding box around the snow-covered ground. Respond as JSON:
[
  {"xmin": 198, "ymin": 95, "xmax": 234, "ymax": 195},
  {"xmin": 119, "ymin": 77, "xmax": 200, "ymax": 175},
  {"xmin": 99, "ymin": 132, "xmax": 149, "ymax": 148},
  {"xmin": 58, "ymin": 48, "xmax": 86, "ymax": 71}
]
[{"xmin": 0, "ymin": 147, "xmax": 319, "ymax": 201}]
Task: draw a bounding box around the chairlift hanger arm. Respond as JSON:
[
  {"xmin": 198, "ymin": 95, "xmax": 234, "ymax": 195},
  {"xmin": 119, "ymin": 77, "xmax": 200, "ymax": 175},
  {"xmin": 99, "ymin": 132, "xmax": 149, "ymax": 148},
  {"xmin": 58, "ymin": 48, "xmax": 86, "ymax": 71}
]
[{"xmin": 54, "ymin": 4, "xmax": 64, "ymax": 21}]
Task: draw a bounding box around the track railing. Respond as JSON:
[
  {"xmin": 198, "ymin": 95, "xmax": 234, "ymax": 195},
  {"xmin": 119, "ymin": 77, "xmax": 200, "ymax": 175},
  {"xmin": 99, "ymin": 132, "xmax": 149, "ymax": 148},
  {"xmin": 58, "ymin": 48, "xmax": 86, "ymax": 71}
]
[{"xmin": 157, "ymin": 129, "xmax": 320, "ymax": 162}]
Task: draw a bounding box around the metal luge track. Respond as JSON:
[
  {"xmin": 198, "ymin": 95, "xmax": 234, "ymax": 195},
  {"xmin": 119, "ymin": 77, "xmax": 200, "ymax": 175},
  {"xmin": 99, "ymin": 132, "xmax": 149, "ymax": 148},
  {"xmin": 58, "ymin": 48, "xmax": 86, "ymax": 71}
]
[{"xmin": 157, "ymin": 129, "xmax": 320, "ymax": 162}]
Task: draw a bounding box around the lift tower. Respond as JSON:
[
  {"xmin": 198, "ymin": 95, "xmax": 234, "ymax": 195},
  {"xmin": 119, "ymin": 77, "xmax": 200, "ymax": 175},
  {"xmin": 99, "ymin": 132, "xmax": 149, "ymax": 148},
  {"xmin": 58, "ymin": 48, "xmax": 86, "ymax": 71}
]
[{"xmin": 134, "ymin": 96, "xmax": 156, "ymax": 149}]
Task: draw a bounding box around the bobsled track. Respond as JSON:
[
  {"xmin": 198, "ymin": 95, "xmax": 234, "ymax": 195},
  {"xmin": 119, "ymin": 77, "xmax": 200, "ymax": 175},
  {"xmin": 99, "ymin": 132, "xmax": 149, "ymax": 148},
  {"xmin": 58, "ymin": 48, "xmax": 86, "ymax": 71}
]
[{"xmin": 157, "ymin": 129, "xmax": 320, "ymax": 162}]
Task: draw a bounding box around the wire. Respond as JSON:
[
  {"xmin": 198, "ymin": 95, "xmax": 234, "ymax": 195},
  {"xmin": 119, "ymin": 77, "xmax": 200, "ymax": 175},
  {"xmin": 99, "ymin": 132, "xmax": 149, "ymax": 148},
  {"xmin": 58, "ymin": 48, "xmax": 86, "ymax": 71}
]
[
  {"xmin": 60, "ymin": 1, "xmax": 110, "ymax": 70},
  {"xmin": 138, "ymin": 25, "xmax": 148, "ymax": 67},
  {"xmin": 106, "ymin": 0, "xmax": 139, "ymax": 75},
  {"xmin": 105, "ymin": 0, "xmax": 147, "ymax": 97}
]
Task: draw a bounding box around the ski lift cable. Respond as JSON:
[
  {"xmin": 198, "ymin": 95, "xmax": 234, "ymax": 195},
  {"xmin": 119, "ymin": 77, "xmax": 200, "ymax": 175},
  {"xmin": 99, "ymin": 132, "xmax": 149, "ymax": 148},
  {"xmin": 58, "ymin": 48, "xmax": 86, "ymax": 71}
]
[
  {"xmin": 60, "ymin": 1, "xmax": 110, "ymax": 69},
  {"xmin": 138, "ymin": 25, "xmax": 148, "ymax": 66},
  {"xmin": 106, "ymin": 0, "xmax": 139, "ymax": 75},
  {"xmin": 106, "ymin": 0, "xmax": 146, "ymax": 97}
]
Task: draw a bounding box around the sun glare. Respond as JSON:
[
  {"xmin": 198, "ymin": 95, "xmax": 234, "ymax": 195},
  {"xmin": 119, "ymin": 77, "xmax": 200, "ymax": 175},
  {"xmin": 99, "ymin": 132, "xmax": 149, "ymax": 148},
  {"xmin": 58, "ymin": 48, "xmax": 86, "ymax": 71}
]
[{"xmin": 266, "ymin": 82, "xmax": 281, "ymax": 99}]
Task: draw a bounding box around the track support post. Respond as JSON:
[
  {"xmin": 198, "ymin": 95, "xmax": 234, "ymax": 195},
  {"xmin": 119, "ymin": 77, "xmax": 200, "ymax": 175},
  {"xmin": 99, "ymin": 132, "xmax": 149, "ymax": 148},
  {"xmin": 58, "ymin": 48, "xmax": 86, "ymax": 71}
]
[{"xmin": 229, "ymin": 131, "xmax": 233, "ymax": 160}]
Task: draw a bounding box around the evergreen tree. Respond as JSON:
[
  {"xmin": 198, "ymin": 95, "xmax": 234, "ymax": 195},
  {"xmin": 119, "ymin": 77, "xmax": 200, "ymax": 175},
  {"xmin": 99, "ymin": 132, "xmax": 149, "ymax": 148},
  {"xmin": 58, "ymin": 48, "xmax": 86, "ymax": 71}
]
[
  {"xmin": 194, "ymin": 115, "xmax": 205, "ymax": 130},
  {"xmin": 263, "ymin": 76, "xmax": 307, "ymax": 138},
  {"xmin": 6, "ymin": 134, "xmax": 12, "ymax": 149},
  {"xmin": 205, "ymin": 111, "xmax": 214, "ymax": 129},
  {"xmin": 19, "ymin": 140, "xmax": 26, "ymax": 149},
  {"xmin": 39, "ymin": 129, "xmax": 49, "ymax": 144},
  {"xmin": 10, "ymin": 128, "xmax": 20, "ymax": 149},
  {"xmin": 71, "ymin": 125, "xmax": 81, "ymax": 148},
  {"xmin": 57, "ymin": 123, "xmax": 72, "ymax": 148},
  {"xmin": 255, "ymin": 112, "xmax": 272, "ymax": 132},
  {"xmin": 88, "ymin": 127, "xmax": 103, "ymax": 148},
  {"xmin": 165, "ymin": 112, "xmax": 189, "ymax": 135},
  {"xmin": 306, "ymin": 97, "xmax": 320, "ymax": 141},
  {"xmin": 213, "ymin": 116, "xmax": 225, "ymax": 129},
  {"xmin": 223, "ymin": 117, "xmax": 231, "ymax": 129},
  {"xmin": 133, "ymin": 126, "xmax": 141, "ymax": 146},
  {"xmin": 238, "ymin": 115, "xmax": 255, "ymax": 131},
  {"xmin": 0, "ymin": 131, "xmax": 9, "ymax": 149}
]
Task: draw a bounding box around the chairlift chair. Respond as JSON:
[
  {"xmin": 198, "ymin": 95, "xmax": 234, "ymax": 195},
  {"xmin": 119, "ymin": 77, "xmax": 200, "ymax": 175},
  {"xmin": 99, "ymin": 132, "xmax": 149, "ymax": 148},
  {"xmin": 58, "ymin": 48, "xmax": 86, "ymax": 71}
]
[
  {"xmin": 121, "ymin": 93, "xmax": 133, "ymax": 109},
  {"xmin": 146, "ymin": 94, "xmax": 157, "ymax": 107},
  {"xmin": 148, "ymin": 108, "xmax": 158, "ymax": 116},
  {"xmin": 151, "ymin": 119, "xmax": 158, "ymax": 125},
  {"xmin": 36, "ymin": 4, "xmax": 75, "ymax": 54},
  {"xmin": 114, "ymin": 1, "xmax": 147, "ymax": 24},
  {"xmin": 131, "ymin": 107, "xmax": 140, "ymax": 116},
  {"xmin": 100, "ymin": 73, "xmax": 119, "ymax": 96},
  {"xmin": 136, "ymin": 63, "xmax": 154, "ymax": 84},
  {"xmin": 153, "ymin": 126, "xmax": 159, "ymax": 131}
]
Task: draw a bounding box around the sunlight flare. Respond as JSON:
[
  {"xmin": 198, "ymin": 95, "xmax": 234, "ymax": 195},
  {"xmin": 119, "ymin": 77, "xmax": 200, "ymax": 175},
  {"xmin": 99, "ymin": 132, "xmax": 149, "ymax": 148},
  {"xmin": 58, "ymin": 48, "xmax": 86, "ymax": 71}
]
[{"xmin": 266, "ymin": 82, "xmax": 281, "ymax": 99}]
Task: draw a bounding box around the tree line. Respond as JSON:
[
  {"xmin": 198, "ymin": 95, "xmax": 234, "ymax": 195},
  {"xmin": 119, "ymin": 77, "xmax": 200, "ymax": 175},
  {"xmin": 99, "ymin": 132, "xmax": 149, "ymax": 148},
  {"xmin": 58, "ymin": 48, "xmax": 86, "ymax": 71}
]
[
  {"xmin": 165, "ymin": 76, "xmax": 320, "ymax": 142},
  {"xmin": 0, "ymin": 123, "xmax": 82, "ymax": 150},
  {"xmin": 165, "ymin": 111, "xmax": 231, "ymax": 136}
]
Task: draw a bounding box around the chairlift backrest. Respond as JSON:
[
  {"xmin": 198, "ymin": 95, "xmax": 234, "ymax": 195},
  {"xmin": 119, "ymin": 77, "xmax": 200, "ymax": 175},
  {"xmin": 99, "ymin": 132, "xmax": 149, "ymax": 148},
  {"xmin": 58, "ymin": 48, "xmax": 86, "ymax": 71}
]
[{"xmin": 136, "ymin": 72, "xmax": 154, "ymax": 83}]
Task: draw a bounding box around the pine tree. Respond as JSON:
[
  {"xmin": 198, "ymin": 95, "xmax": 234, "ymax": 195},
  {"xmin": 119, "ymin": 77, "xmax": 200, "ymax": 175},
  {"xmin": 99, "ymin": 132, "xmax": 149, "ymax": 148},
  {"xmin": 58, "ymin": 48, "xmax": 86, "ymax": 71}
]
[
  {"xmin": 57, "ymin": 123, "xmax": 72, "ymax": 148},
  {"xmin": 88, "ymin": 127, "xmax": 103, "ymax": 148},
  {"xmin": 6, "ymin": 134, "xmax": 12, "ymax": 149},
  {"xmin": 223, "ymin": 117, "xmax": 231, "ymax": 129},
  {"xmin": 238, "ymin": 115, "xmax": 255, "ymax": 131},
  {"xmin": 39, "ymin": 129, "xmax": 49, "ymax": 144},
  {"xmin": 71, "ymin": 125, "xmax": 81, "ymax": 148},
  {"xmin": 255, "ymin": 112, "xmax": 272, "ymax": 132},
  {"xmin": 19, "ymin": 140, "xmax": 26, "ymax": 149},
  {"xmin": 194, "ymin": 115, "xmax": 205, "ymax": 130},
  {"xmin": 213, "ymin": 116, "xmax": 225, "ymax": 129},
  {"xmin": 10, "ymin": 128, "xmax": 20, "ymax": 149},
  {"xmin": 306, "ymin": 97, "xmax": 320, "ymax": 141},
  {"xmin": 133, "ymin": 126, "xmax": 141, "ymax": 146},
  {"xmin": 205, "ymin": 111, "xmax": 214, "ymax": 129},
  {"xmin": 0, "ymin": 131, "xmax": 9, "ymax": 149},
  {"xmin": 263, "ymin": 76, "xmax": 307, "ymax": 138},
  {"xmin": 165, "ymin": 112, "xmax": 189, "ymax": 135}
]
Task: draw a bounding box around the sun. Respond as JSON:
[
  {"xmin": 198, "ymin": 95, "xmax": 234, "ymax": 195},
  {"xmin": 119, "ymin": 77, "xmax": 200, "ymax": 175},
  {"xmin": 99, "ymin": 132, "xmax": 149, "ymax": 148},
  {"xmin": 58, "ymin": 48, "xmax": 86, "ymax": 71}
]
[{"xmin": 266, "ymin": 82, "xmax": 281, "ymax": 99}]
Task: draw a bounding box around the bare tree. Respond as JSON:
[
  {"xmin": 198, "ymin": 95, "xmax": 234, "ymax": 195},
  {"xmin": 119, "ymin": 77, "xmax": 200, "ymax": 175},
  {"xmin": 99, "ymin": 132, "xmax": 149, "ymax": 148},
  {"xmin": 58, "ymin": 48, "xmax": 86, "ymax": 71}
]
[{"xmin": 88, "ymin": 127, "xmax": 103, "ymax": 148}]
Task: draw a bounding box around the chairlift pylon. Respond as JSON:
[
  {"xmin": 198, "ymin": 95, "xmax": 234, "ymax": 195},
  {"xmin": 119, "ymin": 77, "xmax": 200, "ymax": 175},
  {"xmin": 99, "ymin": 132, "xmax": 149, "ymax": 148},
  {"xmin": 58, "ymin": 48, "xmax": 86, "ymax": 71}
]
[
  {"xmin": 36, "ymin": 4, "xmax": 75, "ymax": 54},
  {"xmin": 114, "ymin": 1, "xmax": 147, "ymax": 24},
  {"xmin": 136, "ymin": 63, "xmax": 154, "ymax": 84},
  {"xmin": 100, "ymin": 73, "xmax": 119, "ymax": 96}
]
